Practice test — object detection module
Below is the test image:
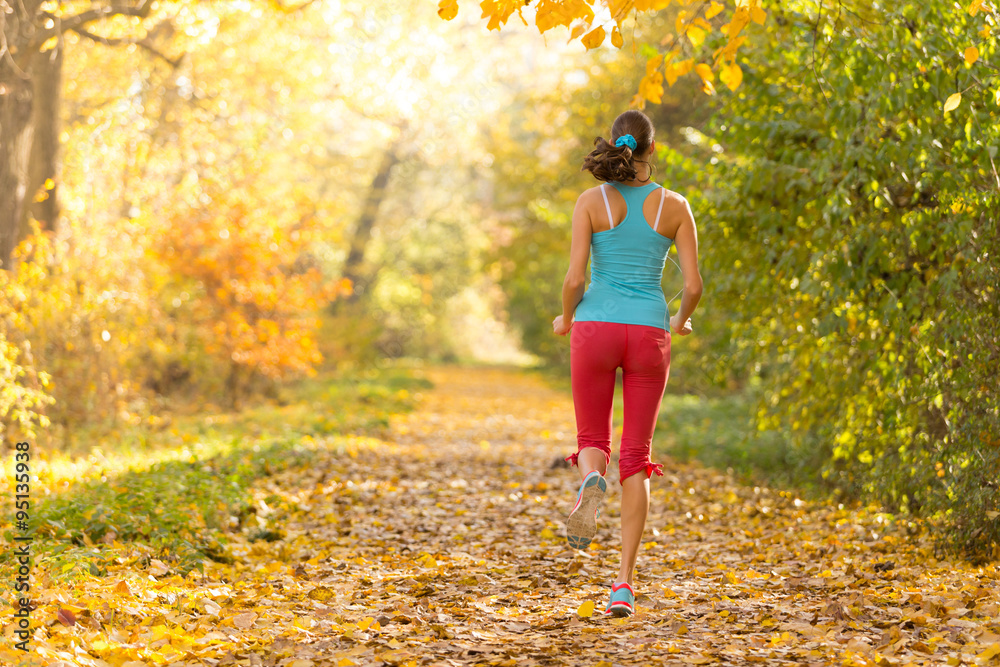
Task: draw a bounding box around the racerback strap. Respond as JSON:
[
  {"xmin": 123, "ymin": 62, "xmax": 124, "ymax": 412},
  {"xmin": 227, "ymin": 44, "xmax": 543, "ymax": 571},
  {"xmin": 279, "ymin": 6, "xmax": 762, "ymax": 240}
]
[
  {"xmin": 653, "ymin": 187, "xmax": 666, "ymax": 233},
  {"xmin": 601, "ymin": 184, "xmax": 615, "ymax": 229}
]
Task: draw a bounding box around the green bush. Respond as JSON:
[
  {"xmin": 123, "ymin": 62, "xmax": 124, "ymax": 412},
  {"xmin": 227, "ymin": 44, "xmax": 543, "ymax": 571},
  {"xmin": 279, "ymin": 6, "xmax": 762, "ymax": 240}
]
[{"xmin": 671, "ymin": 2, "xmax": 1000, "ymax": 560}]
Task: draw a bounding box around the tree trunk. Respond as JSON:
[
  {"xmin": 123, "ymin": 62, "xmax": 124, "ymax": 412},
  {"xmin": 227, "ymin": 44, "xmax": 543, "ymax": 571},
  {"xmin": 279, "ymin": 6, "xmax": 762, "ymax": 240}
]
[
  {"xmin": 0, "ymin": 72, "xmax": 34, "ymax": 271},
  {"xmin": 23, "ymin": 43, "xmax": 64, "ymax": 237},
  {"xmin": 337, "ymin": 143, "xmax": 401, "ymax": 304}
]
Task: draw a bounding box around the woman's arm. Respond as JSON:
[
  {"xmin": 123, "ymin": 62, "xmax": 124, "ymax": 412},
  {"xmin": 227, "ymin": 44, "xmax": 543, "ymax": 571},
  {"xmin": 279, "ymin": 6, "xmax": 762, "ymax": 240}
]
[
  {"xmin": 668, "ymin": 195, "xmax": 702, "ymax": 336},
  {"xmin": 553, "ymin": 193, "xmax": 593, "ymax": 335}
]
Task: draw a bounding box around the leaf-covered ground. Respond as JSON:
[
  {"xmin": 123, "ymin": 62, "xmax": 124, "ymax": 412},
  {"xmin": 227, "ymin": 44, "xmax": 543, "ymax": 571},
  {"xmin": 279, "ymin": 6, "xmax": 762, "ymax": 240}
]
[{"xmin": 4, "ymin": 366, "xmax": 1000, "ymax": 666}]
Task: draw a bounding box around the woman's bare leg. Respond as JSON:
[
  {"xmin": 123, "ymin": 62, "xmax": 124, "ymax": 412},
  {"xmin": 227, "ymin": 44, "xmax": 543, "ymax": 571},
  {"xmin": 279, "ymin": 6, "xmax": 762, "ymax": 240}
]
[
  {"xmin": 577, "ymin": 447, "xmax": 608, "ymax": 480},
  {"xmin": 615, "ymin": 473, "xmax": 649, "ymax": 586}
]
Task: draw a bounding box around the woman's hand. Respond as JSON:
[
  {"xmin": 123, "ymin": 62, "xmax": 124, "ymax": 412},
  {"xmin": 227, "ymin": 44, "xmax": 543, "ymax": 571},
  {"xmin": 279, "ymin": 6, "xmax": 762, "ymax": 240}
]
[
  {"xmin": 553, "ymin": 314, "xmax": 574, "ymax": 336},
  {"xmin": 670, "ymin": 314, "xmax": 693, "ymax": 336}
]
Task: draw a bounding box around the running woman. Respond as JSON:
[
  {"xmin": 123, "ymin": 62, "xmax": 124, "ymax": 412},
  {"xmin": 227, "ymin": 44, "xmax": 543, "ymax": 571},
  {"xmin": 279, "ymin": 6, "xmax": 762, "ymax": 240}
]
[{"xmin": 552, "ymin": 109, "xmax": 703, "ymax": 617}]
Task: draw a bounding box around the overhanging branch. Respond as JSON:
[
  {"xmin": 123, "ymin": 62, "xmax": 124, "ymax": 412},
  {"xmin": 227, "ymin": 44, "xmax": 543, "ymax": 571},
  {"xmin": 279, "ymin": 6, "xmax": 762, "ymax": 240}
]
[
  {"xmin": 72, "ymin": 25, "xmax": 183, "ymax": 68},
  {"xmin": 30, "ymin": 0, "xmax": 154, "ymax": 50}
]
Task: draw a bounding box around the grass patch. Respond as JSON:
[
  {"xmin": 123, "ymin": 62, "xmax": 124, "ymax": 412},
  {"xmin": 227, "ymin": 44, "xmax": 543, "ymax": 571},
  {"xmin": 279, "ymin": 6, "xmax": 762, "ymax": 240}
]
[
  {"xmin": 653, "ymin": 391, "xmax": 836, "ymax": 498},
  {"xmin": 0, "ymin": 364, "xmax": 431, "ymax": 586}
]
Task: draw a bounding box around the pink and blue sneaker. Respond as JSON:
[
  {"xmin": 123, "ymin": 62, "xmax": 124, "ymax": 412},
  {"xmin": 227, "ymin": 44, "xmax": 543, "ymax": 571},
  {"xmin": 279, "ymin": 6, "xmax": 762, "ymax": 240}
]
[
  {"xmin": 566, "ymin": 470, "xmax": 607, "ymax": 550},
  {"xmin": 604, "ymin": 582, "xmax": 635, "ymax": 617}
]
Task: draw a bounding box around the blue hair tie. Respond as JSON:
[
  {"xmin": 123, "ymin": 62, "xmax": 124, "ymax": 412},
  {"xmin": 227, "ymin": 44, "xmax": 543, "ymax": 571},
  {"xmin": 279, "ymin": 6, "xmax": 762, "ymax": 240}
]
[{"xmin": 614, "ymin": 134, "xmax": 637, "ymax": 151}]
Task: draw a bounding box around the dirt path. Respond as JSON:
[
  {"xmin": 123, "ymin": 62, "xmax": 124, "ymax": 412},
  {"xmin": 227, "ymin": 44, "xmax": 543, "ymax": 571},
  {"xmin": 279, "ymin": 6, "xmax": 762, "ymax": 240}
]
[
  {"xmin": 10, "ymin": 365, "xmax": 997, "ymax": 667},
  {"xmin": 252, "ymin": 366, "xmax": 1000, "ymax": 666}
]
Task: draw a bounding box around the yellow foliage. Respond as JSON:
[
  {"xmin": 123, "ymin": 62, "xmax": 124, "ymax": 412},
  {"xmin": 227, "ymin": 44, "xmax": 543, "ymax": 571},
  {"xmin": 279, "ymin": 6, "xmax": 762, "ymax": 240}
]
[
  {"xmin": 438, "ymin": 0, "xmax": 458, "ymax": 20},
  {"xmin": 150, "ymin": 185, "xmax": 335, "ymax": 388},
  {"xmin": 480, "ymin": 0, "xmax": 528, "ymax": 31},
  {"xmin": 582, "ymin": 25, "xmax": 606, "ymax": 49},
  {"xmin": 639, "ymin": 66, "xmax": 665, "ymax": 104},
  {"xmin": 611, "ymin": 26, "xmax": 623, "ymax": 48},
  {"xmin": 944, "ymin": 92, "xmax": 962, "ymax": 113},
  {"xmin": 453, "ymin": 0, "xmax": 772, "ymax": 103},
  {"xmin": 720, "ymin": 62, "xmax": 743, "ymax": 90}
]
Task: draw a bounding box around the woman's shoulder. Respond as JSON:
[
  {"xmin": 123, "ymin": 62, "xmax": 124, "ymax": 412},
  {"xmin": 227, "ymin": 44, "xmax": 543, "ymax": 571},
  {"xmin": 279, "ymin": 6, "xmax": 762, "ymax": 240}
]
[
  {"xmin": 659, "ymin": 188, "xmax": 692, "ymax": 211},
  {"xmin": 579, "ymin": 183, "xmax": 612, "ymax": 197}
]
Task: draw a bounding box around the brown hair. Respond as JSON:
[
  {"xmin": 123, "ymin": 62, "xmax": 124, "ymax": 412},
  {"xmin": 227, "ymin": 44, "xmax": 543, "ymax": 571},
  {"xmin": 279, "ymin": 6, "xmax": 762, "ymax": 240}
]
[{"xmin": 581, "ymin": 109, "xmax": 656, "ymax": 183}]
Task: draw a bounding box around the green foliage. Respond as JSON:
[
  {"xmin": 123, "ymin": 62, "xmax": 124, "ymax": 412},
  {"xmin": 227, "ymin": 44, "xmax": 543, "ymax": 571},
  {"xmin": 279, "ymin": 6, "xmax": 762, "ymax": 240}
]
[
  {"xmin": 680, "ymin": 2, "xmax": 1000, "ymax": 560},
  {"xmin": 653, "ymin": 390, "xmax": 835, "ymax": 496}
]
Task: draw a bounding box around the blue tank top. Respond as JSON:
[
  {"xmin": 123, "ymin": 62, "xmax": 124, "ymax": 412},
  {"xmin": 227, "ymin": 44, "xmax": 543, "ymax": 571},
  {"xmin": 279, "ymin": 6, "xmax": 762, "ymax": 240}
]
[{"xmin": 573, "ymin": 181, "xmax": 675, "ymax": 331}]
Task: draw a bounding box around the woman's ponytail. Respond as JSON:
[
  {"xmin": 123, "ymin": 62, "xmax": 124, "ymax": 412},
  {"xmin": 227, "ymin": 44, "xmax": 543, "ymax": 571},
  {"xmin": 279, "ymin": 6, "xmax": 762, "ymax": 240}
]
[
  {"xmin": 581, "ymin": 110, "xmax": 655, "ymax": 183},
  {"xmin": 582, "ymin": 137, "xmax": 639, "ymax": 182}
]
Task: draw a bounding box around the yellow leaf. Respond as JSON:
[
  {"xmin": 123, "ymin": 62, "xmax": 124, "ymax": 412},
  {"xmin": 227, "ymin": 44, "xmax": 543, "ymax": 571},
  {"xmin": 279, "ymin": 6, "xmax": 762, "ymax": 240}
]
[
  {"xmin": 695, "ymin": 63, "xmax": 715, "ymax": 82},
  {"xmin": 611, "ymin": 26, "xmax": 623, "ymax": 48},
  {"xmin": 965, "ymin": 46, "xmax": 979, "ymax": 65},
  {"xmin": 702, "ymin": 79, "xmax": 717, "ymax": 95},
  {"xmin": 665, "ymin": 63, "xmax": 679, "ymax": 86},
  {"xmin": 480, "ymin": 0, "xmax": 521, "ymax": 30},
  {"xmin": 577, "ymin": 600, "xmax": 595, "ymax": 618},
  {"xmin": 705, "ymin": 1, "xmax": 724, "ymax": 19},
  {"xmin": 582, "ymin": 25, "xmax": 606, "ymax": 50},
  {"xmin": 944, "ymin": 92, "xmax": 962, "ymax": 113},
  {"xmin": 437, "ymin": 0, "xmax": 458, "ymax": 20},
  {"xmin": 728, "ymin": 6, "xmax": 751, "ymax": 36},
  {"xmin": 288, "ymin": 661, "xmax": 314, "ymax": 667},
  {"xmin": 646, "ymin": 52, "xmax": 664, "ymax": 74},
  {"xmin": 639, "ymin": 70, "xmax": 664, "ymax": 103},
  {"xmin": 674, "ymin": 58, "xmax": 694, "ymax": 76},
  {"xmin": 720, "ymin": 62, "xmax": 743, "ymax": 91},
  {"xmin": 750, "ymin": 6, "xmax": 766, "ymax": 24},
  {"xmin": 675, "ymin": 9, "xmax": 689, "ymax": 34},
  {"xmin": 293, "ymin": 616, "xmax": 316, "ymax": 630},
  {"xmin": 687, "ymin": 25, "xmax": 706, "ymax": 47},
  {"xmin": 357, "ymin": 616, "xmax": 375, "ymax": 631},
  {"xmin": 968, "ymin": 0, "xmax": 984, "ymax": 15},
  {"xmin": 978, "ymin": 644, "xmax": 1000, "ymax": 661}
]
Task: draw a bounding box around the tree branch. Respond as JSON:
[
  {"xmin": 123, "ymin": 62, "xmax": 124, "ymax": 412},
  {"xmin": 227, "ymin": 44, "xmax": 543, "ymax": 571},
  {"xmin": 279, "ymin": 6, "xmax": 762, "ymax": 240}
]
[
  {"xmin": 71, "ymin": 24, "xmax": 183, "ymax": 68},
  {"xmin": 29, "ymin": 0, "xmax": 154, "ymax": 50}
]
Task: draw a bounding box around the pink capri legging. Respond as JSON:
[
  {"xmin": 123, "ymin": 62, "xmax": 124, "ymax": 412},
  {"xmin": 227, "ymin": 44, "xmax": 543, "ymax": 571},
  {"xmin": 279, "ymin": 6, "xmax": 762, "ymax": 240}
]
[{"xmin": 566, "ymin": 321, "xmax": 670, "ymax": 484}]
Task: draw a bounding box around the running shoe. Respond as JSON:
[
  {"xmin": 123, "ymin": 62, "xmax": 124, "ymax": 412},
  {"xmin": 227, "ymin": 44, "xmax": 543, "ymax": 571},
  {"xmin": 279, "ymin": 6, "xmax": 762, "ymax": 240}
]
[
  {"xmin": 566, "ymin": 470, "xmax": 606, "ymax": 550},
  {"xmin": 604, "ymin": 582, "xmax": 635, "ymax": 617}
]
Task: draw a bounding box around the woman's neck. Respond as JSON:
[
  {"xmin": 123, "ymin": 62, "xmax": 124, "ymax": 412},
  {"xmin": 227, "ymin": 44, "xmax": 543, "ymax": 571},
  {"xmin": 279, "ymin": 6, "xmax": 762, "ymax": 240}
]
[{"xmin": 620, "ymin": 160, "xmax": 652, "ymax": 187}]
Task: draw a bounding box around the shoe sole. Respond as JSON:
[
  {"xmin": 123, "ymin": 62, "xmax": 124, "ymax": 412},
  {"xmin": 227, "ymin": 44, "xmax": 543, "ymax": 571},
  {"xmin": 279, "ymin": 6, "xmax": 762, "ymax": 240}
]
[
  {"xmin": 605, "ymin": 603, "xmax": 634, "ymax": 617},
  {"xmin": 566, "ymin": 473, "xmax": 607, "ymax": 550}
]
